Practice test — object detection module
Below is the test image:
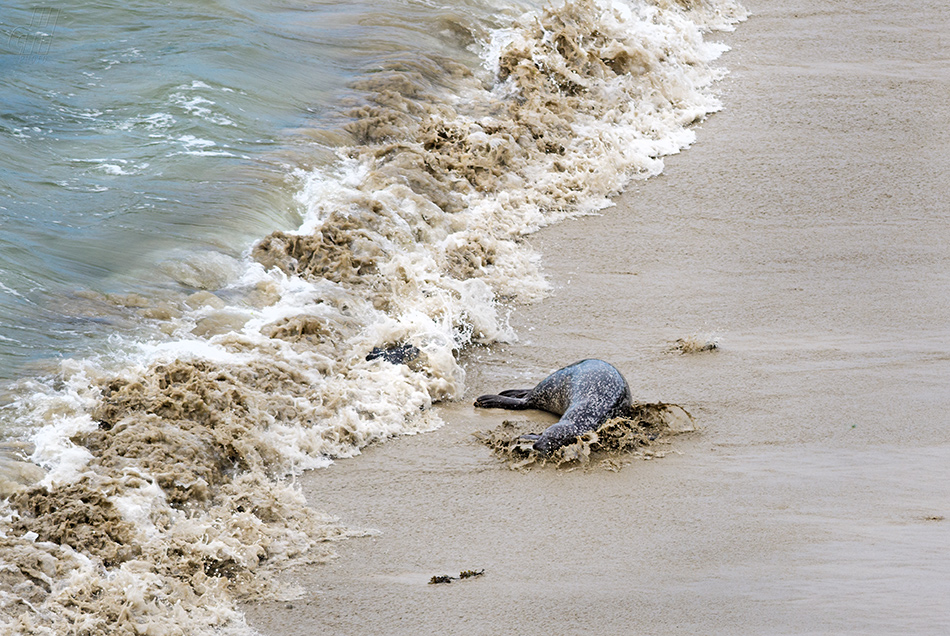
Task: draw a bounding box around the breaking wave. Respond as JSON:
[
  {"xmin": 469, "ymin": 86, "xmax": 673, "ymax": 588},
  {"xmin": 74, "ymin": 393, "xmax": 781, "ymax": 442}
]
[{"xmin": 0, "ymin": 1, "xmax": 745, "ymax": 633}]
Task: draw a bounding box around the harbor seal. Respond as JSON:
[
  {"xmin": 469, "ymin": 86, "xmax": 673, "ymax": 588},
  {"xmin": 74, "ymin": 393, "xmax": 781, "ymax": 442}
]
[{"xmin": 474, "ymin": 359, "xmax": 632, "ymax": 454}]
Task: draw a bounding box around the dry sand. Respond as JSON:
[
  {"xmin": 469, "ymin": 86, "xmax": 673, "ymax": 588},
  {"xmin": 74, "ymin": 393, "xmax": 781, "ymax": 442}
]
[{"xmin": 244, "ymin": 1, "xmax": 950, "ymax": 633}]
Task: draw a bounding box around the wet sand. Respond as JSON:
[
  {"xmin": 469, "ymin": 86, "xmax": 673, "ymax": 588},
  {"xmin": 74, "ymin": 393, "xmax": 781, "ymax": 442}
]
[{"xmin": 245, "ymin": 1, "xmax": 950, "ymax": 633}]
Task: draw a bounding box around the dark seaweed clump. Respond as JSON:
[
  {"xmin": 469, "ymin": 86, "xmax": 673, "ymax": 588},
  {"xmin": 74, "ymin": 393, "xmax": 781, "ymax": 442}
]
[{"xmin": 429, "ymin": 569, "xmax": 485, "ymax": 584}]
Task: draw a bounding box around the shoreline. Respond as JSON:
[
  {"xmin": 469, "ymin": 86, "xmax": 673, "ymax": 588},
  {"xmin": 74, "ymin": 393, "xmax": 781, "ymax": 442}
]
[{"xmin": 244, "ymin": 1, "xmax": 950, "ymax": 633}]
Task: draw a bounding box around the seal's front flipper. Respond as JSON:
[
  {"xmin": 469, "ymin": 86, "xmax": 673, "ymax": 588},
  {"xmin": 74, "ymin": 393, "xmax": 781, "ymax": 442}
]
[
  {"xmin": 498, "ymin": 389, "xmax": 532, "ymax": 398},
  {"xmin": 517, "ymin": 433, "xmax": 541, "ymax": 441},
  {"xmin": 474, "ymin": 394, "xmax": 529, "ymax": 410}
]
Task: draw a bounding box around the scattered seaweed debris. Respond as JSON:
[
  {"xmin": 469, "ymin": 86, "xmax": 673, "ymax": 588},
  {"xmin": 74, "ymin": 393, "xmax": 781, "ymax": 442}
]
[
  {"xmin": 429, "ymin": 569, "xmax": 486, "ymax": 584},
  {"xmin": 475, "ymin": 403, "xmax": 695, "ymax": 470},
  {"xmin": 670, "ymin": 334, "xmax": 720, "ymax": 354},
  {"xmin": 429, "ymin": 575, "xmax": 454, "ymax": 585},
  {"xmin": 458, "ymin": 569, "xmax": 485, "ymax": 579}
]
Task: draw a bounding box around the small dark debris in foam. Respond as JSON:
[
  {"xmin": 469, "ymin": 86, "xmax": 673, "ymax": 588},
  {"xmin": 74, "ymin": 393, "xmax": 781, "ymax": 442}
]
[
  {"xmin": 429, "ymin": 569, "xmax": 485, "ymax": 584},
  {"xmin": 475, "ymin": 403, "xmax": 695, "ymax": 471},
  {"xmin": 366, "ymin": 343, "xmax": 421, "ymax": 365},
  {"xmin": 921, "ymin": 515, "xmax": 945, "ymax": 522}
]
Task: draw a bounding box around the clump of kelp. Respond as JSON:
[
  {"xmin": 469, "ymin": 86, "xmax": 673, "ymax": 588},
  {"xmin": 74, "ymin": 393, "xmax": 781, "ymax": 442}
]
[
  {"xmin": 476, "ymin": 403, "xmax": 695, "ymax": 470},
  {"xmin": 429, "ymin": 569, "xmax": 485, "ymax": 585}
]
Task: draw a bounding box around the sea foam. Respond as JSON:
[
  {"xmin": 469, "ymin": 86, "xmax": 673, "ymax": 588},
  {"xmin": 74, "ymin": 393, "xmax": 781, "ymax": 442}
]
[{"xmin": 0, "ymin": 1, "xmax": 745, "ymax": 633}]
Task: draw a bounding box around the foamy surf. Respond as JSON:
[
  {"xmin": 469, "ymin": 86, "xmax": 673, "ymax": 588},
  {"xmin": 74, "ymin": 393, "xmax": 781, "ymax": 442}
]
[{"xmin": 0, "ymin": 1, "xmax": 745, "ymax": 633}]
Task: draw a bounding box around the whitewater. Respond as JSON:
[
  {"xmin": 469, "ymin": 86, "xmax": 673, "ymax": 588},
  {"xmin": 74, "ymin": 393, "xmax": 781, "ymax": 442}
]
[{"xmin": 0, "ymin": 1, "xmax": 745, "ymax": 633}]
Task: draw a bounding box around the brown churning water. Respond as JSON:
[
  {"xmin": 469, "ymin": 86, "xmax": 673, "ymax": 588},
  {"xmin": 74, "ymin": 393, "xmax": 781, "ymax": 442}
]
[{"xmin": 0, "ymin": 1, "xmax": 746, "ymax": 633}]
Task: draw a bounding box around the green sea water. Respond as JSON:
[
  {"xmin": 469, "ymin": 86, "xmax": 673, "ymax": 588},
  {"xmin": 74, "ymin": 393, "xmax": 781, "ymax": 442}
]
[{"xmin": 0, "ymin": 0, "xmax": 522, "ymax": 379}]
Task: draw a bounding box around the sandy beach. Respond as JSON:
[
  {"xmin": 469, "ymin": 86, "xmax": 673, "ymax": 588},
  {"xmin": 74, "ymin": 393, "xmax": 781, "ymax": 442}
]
[{"xmin": 244, "ymin": 1, "xmax": 950, "ymax": 633}]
